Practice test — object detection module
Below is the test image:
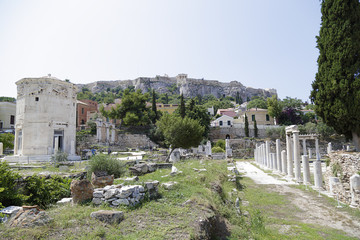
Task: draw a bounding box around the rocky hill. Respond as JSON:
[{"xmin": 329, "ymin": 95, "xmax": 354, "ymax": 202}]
[{"xmin": 76, "ymin": 74, "xmax": 277, "ymax": 99}]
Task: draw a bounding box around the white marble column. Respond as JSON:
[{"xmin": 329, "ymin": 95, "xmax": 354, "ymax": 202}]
[
  {"xmin": 350, "ymin": 174, "xmax": 360, "ymax": 207},
  {"xmin": 111, "ymin": 128, "xmax": 115, "ymax": 143},
  {"xmin": 265, "ymin": 141, "xmax": 270, "ymax": 168},
  {"xmin": 70, "ymin": 140, "xmax": 75, "ymax": 155},
  {"xmin": 0, "ymin": 142, "xmax": 3, "ymax": 155},
  {"xmin": 308, "ymin": 148, "xmax": 312, "ymax": 159},
  {"xmin": 286, "ymin": 134, "xmax": 294, "ymax": 177},
  {"xmin": 281, "ymin": 150, "xmax": 287, "ymax": 175},
  {"xmin": 276, "ymin": 139, "xmax": 281, "ymax": 172},
  {"xmin": 293, "ymin": 130, "xmax": 302, "ymax": 182},
  {"xmin": 106, "ymin": 127, "xmax": 110, "ymax": 142},
  {"xmin": 315, "ymin": 138, "xmax": 320, "ymax": 160},
  {"xmin": 314, "ymin": 159, "xmax": 323, "ymax": 189},
  {"xmin": 302, "ymin": 155, "xmax": 311, "ymax": 185},
  {"xmin": 54, "ymin": 136, "xmax": 59, "ymax": 154},
  {"xmin": 327, "ymin": 142, "xmax": 332, "ymax": 154}
]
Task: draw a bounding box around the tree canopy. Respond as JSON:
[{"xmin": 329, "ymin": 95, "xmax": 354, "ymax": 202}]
[
  {"xmin": 267, "ymin": 95, "xmax": 283, "ymax": 123},
  {"xmin": 246, "ymin": 98, "xmax": 267, "ymax": 109},
  {"xmin": 310, "ymin": 0, "xmax": 360, "ymax": 150}
]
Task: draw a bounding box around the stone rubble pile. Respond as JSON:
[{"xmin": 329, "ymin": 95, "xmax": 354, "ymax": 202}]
[
  {"xmin": 6, "ymin": 206, "xmax": 53, "ymax": 228},
  {"xmin": 92, "ymin": 181, "xmax": 159, "ymax": 207},
  {"xmin": 129, "ymin": 163, "xmax": 157, "ymax": 176}
]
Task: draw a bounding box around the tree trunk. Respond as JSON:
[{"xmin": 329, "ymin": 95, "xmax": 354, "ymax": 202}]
[
  {"xmin": 352, "ymin": 131, "xmax": 360, "ymax": 152},
  {"xmin": 165, "ymin": 148, "xmax": 175, "ymax": 163}
]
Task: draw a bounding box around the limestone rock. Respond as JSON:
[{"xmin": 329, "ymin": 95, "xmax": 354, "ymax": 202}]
[
  {"xmin": 70, "ymin": 179, "xmax": 94, "ymax": 204},
  {"xmin": 57, "ymin": 198, "xmax": 72, "ymax": 205},
  {"xmin": 7, "ymin": 206, "xmax": 52, "ymax": 228},
  {"xmin": 162, "ymin": 181, "xmax": 178, "ymax": 190},
  {"xmin": 91, "ymin": 172, "xmax": 114, "ymax": 188},
  {"xmin": 90, "ymin": 210, "xmax": 124, "ymax": 224}
]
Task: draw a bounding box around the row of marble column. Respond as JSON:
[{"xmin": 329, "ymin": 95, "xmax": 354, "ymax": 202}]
[{"xmin": 254, "ymin": 138, "xmax": 323, "ymax": 189}]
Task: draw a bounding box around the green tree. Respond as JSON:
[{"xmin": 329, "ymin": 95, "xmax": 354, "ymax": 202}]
[
  {"xmin": 0, "ymin": 133, "xmax": 14, "ymax": 150},
  {"xmin": 282, "ymin": 97, "xmax": 303, "ymax": 110},
  {"xmin": 244, "ymin": 114, "xmax": 249, "ymax": 137},
  {"xmin": 267, "ymin": 95, "xmax": 283, "ymax": 124},
  {"xmin": 310, "ymin": 0, "xmax": 360, "ymax": 150},
  {"xmin": 247, "ymin": 98, "xmax": 267, "ymax": 109},
  {"xmin": 100, "ymin": 89, "xmax": 150, "ymax": 127},
  {"xmin": 254, "ymin": 118, "xmax": 258, "ymax": 138},
  {"xmin": 179, "ymin": 94, "xmax": 186, "ymax": 118},
  {"xmin": 157, "ymin": 114, "xmax": 204, "ymax": 162},
  {"xmin": 151, "ymin": 89, "xmax": 158, "ymax": 123}
]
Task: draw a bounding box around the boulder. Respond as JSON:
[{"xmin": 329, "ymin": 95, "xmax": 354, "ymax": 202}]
[
  {"xmin": 70, "ymin": 179, "xmax": 94, "ymax": 204},
  {"xmin": 91, "ymin": 172, "xmax": 114, "ymax": 188},
  {"xmin": 129, "ymin": 163, "xmax": 149, "ymax": 176},
  {"xmin": 162, "ymin": 181, "xmax": 178, "ymax": 190},
  {"xmin": 7, "ymin": 206, "xmax": 52, "ymax": 228},
  {"xmin": 90, "ymin": 210, "xmax": 124, "ymax": 224}
]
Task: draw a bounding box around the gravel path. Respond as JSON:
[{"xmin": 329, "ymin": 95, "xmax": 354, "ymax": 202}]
[{"xmin": 236, "ymin": 161, "xmax": 360, "ymax": 238}]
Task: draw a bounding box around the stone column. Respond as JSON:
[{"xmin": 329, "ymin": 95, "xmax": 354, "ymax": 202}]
[
  {"xmin": 96, "ymin": 124, "xmax": 102, "ymax": 142},
  {"xmin": 286, "ymin": 133, "xmax": 294, "ymax": 177},
  {"xmin": 206, "ymin": 141, "xmax": 212, "ymax": 156},
  {"xmin": 302, "ymin": 155, "xmax": 311, "ymax": 184},
  {"xmin": 315, "ymin": 138, "xmax": 320, "ymax": 160},
  {"xmin": 302, "ymin": 139, "xmax": 307, "ymax": 156},
  {"xmin": 327, "ymin": 142, "xmax": 332, "ymax": 154},
  {"xmin": 271, "ymin": 153, "xmax": 276, "ymax": 170},
  {"xmin": 111, "ymin": 128, "xmax": 115, "ymax": 143},
  {"xmin": 54, "ymin": 136, "xmax": 59, "ymax": 154},
  {"xmin": 350, "ymin": 174, "xmax": 360, "ymax": 207},
  {"xmin": 314, "ymin": 159, "xmax": 323, "ymax": 189},
  {"xmin": 276, "ymin": 139, "xmax": 281, "ymax": 172},
  {"xmin": 293, "ymin": 130, "xmax": 302, "ymax": 182},
  {"xmin": 70, "ymin": 140, "xmax": 75, "ymax": 155},
  {"xmin": 265, "ymin": 141, "xmax": 270, "ymax": 168},
  {"xmin": 106, "ymin": 127, "xmax": 110, "ymax": 143},
  {"xmin": 281, "ymin": 150, "xmax": 287, "ymax": 175},
  {"xmin": 0, "ymin": 142, "xmax": 3, "ymax": 155},
  {"xmin": 308, "ymin": 148, "xmax": 312, "ymax": 159}
]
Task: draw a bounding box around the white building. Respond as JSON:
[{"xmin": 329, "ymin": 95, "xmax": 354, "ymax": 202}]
[
  {"xmin": 7, "ymin": 75, "xmax": 80, "ymax": 161},
  {"xmin": 211, "ymin": 115, "xmax": 234, "ymax": 127},
  {"xmin": 0, "ymin": 102, "xmax": 16, "ymax": 131}
]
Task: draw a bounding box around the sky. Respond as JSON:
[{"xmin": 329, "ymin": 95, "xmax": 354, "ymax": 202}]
[{"xmin": 0, "ymin": 0, "xmax": 321, "ymax": 101}]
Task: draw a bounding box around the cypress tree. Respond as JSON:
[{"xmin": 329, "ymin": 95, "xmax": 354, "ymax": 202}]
[
  {"xmin": 310, "ymin": 0, "xmax": 360, "ymax": 151},
  {"xmin": 165, "ymin": 93, "xmax": 169, "ymax": 104},
  {"xmin": 152, "ymin": 89, "xmax": 157, "ymax": 123},
  {"xmin": 254, "ymin": 118, "xmax": 258, "ymax": 138},
  {"xmin": 179, "ymin": 94, "xmax": 186, "ymax": 118},
  {"xmin": 244, "ymin": 114, "xmax": 249, "ymax": 137}
]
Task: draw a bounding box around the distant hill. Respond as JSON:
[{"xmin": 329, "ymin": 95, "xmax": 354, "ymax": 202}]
[{"xmin": 76, "ymin": 74, "xmax": 277, "ymax": 100}]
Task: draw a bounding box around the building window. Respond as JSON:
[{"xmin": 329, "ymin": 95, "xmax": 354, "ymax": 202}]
[
  {"xmin": 227, "ymin": 120, "xmax": 231, "ymax": 126},
  {"xmin": 10, "ymin": 115, "xmax": 15, "ymax": 125},
  {"xmin": 252, "ymin": 115, "xmax": 255, "ymax": 121},
  {"xmin": 0, "ymin": 121, "xmax": 3, "ymax": 129},
  {"xmin": 81, "ymin": 108, "xmax": 84, "ymax": 114},
  {"xmin": 266, "ymin": 114, "xmax": 270, "ymax": 121},
  {"xmin": 219, "ymin": 121, "xmax": 223, "ymax": 126},
  {"xmin": 81, "ymin": 119, "xmax": 85, "ymax": 124},
  {"xmin": 35, "ymin": 97, "xmax": 39, "ymax": 101}
]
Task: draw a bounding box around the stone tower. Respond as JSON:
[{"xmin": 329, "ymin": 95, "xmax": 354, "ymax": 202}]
[{"xmin": 12, "ymin": 75, "xmax": 80, "ymax": 160}]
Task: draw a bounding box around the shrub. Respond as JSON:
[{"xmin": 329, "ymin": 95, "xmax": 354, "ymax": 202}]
[
  {"xmin": 212, "ymin": 146, "xmax": 225, "ymax": 153},
  {"xmin": 215, "ymin": 139, "xmax": 225, "ymax": 150},
  {"xmin": 51, "ymin": 150, "xmax": 68, "ymax": 167},
  {"xmin": 0, "ymin": 161, "xmax": 26, "ymax": 206},
  {"xmin": 88, "ymin": 154, "xmax": 126, "ymax": 178},
  {"xmin": 22, "ymin": 175, "xmax": 71, "ymax": 209},
  {"xmin": 0, "ymin": 133, "xmax": 14, "ymax": 150},
  {"xmin": 265, "ymin": 126, "xmax": 285, "ymax": 140}
]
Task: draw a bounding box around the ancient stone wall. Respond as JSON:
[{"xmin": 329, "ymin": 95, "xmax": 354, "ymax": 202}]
[
  {"xmin": 324, "ymin": 152, "xmax": 360, "ymax": 206},
  {"xmin": 116, "ymin": 133, "xmax": 158, "ymax": 149}
]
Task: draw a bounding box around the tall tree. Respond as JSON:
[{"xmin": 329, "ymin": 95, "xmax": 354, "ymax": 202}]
[
  {"xmin": 254, "ymin": 118, "xmax": 258, "ymax": 138},
  {"xmin": 151, "ymin": 89, "xmax": 158, "ymax": 123},
  {"xmin": 244, "ymin": 114, "xmax": 249, "ymax": 137},
  {"xmin": 310, "ymin": 0, "xmax": 360, "ymax": 151},
  {"xmin": 267, "ymin": 95, "xmax": 283, "ymax": 124},
  {"xmin": 179, "ymin": 94, "xmax": 186, "ymax": 118}
]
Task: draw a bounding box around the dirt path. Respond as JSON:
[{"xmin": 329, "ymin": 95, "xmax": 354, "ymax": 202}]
[{"xmin": 236, "ymin": 161, "xmax": 360, "ymax": 238}]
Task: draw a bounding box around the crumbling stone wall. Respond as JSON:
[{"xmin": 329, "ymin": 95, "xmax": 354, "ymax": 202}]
[{"xmin": 324, "ymin": 152, "xmax": 360, "ymax": 206}]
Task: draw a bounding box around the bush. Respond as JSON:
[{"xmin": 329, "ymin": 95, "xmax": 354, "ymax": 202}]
[
  {"xmin": 212, "ymin": 146, "xmax": 225, "ymax": 153},
  {"xmin": 0, "ymin": 133, "xmax": 14, "ymax": 150},
  {"xmin": 0, "ymin": 161, "xmax": 26, "ymax": 207},
  {"xmin": 88, "ymin": 154, "xmax": 126, "ymax": 178},
  {"xmin": 214, "ymin": 139, "xmax": 225, "ymax": 150},
  {"xmin": 265, "ymin": 127, "xmax": 285, "ymax": 140},
  {"xmin": 22, "ymin": 175, "xmax": 72, "ymax": 209},
  {"xmin": 51, "ymin": 150, "xmax": 68, "ymax": 167}
]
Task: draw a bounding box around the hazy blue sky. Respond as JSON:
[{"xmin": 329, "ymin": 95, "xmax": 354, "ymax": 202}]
[{"xmin": 0, "ymin": 0, "xmax": 321, "ymax": 101}]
